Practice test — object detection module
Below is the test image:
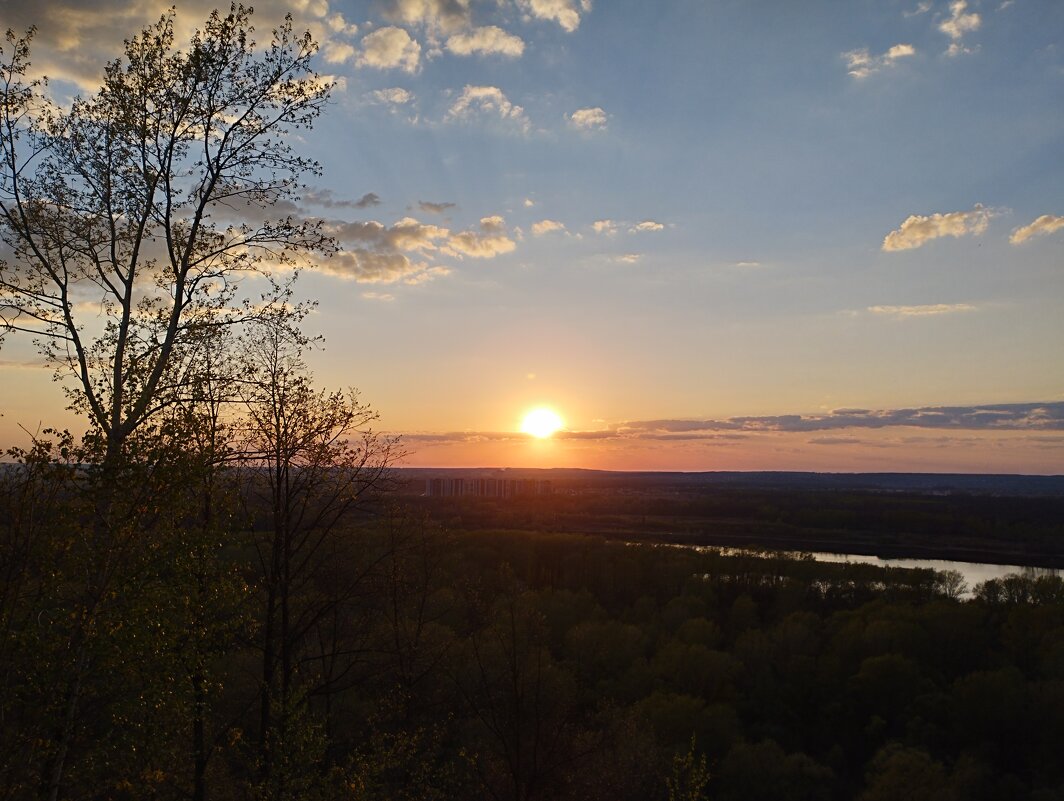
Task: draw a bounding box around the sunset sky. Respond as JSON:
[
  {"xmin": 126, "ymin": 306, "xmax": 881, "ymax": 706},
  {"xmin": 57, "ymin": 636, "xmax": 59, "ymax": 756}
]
[{"xmin": 1, "ymin": 0, "xmax": 1063, "ymax": 472}]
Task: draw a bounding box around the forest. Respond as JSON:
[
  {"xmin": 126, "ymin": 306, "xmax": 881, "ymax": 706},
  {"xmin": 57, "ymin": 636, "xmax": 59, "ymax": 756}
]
[{"xmin": 2, "ymin": 7, "xmax": 1064, "ymax": 800}]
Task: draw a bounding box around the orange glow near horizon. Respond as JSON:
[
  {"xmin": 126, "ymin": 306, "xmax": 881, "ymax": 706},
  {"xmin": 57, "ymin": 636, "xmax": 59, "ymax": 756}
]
[{"xmin": 520, "ymin": 407, "xmax": 564, "ymax": 438}]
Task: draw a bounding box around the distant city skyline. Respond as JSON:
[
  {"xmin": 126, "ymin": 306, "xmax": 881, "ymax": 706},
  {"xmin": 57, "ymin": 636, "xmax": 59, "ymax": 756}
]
[{"xmin": 1, "ymin": 0, "xmax": 1063, "ymax": 472}]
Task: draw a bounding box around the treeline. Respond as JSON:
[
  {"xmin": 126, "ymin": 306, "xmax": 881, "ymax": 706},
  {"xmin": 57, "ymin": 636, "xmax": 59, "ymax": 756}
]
[
  {"xmin": 409, "ymin": 488, "xmax": 1064, "ymax": 567},
  {"xmin": 4, "ymin": 450, "xmax": 1064, "ymax": 801}
]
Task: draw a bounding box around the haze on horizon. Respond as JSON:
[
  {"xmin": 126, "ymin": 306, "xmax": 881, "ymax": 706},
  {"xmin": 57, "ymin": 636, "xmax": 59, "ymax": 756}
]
[{"xmin": 1, "ymin": 0, "xmax": 1062, "ymax": 473}]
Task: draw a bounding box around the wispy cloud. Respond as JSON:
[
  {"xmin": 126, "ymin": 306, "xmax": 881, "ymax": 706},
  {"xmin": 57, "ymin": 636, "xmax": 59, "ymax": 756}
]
[
  {"xmin": 939, "ymin": 0, "xmax": 981, "ymax": 56},
  {"xmin": 358, "ymin": 27, "xmax": 422, "ymax": 73},
  {"xmin": 867, "ymin": 303, "xmax": 977, "ymax": 318},
  {"xmin": 399, "ymin": 402, "xmax": 1064, "ymax": 444},
  {"xmin": 314, "ymin": 213, "xmax": 516, "ymax": 283},
  {"xmin": 843, "ymin": 44, "xmax": 916, "ymax": 79},
  {"xmin": 617, "ymin": 402, "xmax": 1064, "ymax": 435},
  {"xmin": 418, "ymin": 200, "xmax": 457, "ymax": 214},
  {"xmin": 446, "ymin": 85, "xmax": 530, "ymax": 132},
  {"xmin": 882, "ymin": 205, "xmax": 992, "ymax": 251},
  {"xmin": 367, "ymin": 87, "xmax": 414, "ymax": 105},
  {"xmin": 592, "ymin": 219, "xmax": 617, "ymax": 235},
  {"xmin": 446, "ymin": 26, "xmax": 525, "ymax": 57},
  {"xmin": 518, "ymin": 0, "xmax": 593, "ymax": 33},
  {"xmin": 1010, "ymin": 214, "xmax": 1064, "ymax": 245},
  {"xmin": 630, "ymin": 220, "xmax": 665, "ymax": 233},
  {"xmin": 379, "ymin": 0, "xmax": 471, "ymax": 32},
  {"xmin": 531, "ymin": 219, "xmax": 566, "ymax": 236},
  {"xmin": 568, "ymin": 106, "xmax": 608, "ymax": 130}
]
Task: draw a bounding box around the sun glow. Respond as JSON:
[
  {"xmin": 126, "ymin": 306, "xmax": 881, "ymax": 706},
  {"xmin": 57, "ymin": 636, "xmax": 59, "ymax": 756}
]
[{"xmin": 521, "ymin": 407, "xmax": 564, "ymax": 438}]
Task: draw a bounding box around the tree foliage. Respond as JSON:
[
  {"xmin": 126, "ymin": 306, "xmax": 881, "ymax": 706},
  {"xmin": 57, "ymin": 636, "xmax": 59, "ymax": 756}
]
[{"xmin": 0, "ymin": 5, "xmax": 334, "ymax": 457}]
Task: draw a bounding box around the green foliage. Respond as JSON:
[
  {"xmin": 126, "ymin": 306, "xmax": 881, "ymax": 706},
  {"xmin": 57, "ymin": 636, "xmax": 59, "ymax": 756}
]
[{"xmin": 666, "ymin": 736, "xmax": 711, "ymax": 801}]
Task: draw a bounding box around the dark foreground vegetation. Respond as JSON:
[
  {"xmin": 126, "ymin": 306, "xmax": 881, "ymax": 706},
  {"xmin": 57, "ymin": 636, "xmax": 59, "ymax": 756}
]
[{"xmin": 4, "ymin": 455, "xmax": 1064, "ymax": 800}]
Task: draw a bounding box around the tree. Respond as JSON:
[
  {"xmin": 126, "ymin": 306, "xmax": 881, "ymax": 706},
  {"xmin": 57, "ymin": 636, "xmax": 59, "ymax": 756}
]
[
  {"xmin": 0, "ymin": 10, "xmax": 336, "ymax": 799},
  {"xmin": 238, "ymin": 316, "xmax": 400, "ymax": 799},
  {"xmin": 0, "ymin": 5, "xmax": 334, "ymax": 463}
]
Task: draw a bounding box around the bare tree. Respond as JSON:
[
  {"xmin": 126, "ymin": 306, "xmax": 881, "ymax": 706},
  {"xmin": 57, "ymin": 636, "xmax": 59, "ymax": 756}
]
[{"xmin": 0, "ymin": 5, "xmax": 335, "ymax": 463}]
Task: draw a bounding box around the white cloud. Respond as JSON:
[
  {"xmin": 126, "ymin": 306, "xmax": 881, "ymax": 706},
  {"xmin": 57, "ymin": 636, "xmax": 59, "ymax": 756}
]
[
  {"xmin": 531, "ymin": 219, "xmax": 566, "ymax": 235},
  {"xmin": 903, "ymin": 1, "xmax": 932, "ymax": 16},
  {"xmin": 592, "ymin": 219, "xmax": 617, "ymax": 235},
  {"xmin": 629, "ymin": 220, "xmax": 664, "ymax": 233},
  {"xmin": 446, "ymin": 26, "xmax": 525, "ymax": 57},
  {"xmin": 843, "ymin": 43, "xmax": 915, "ymax": 79},
  {"xmin": 867, "ymin": 303, "xmax": 977, "ymax": 318},
  {"xmin": 882, "ymin": 205, "xmax": 992, "ymax": 251},
  {"xmin": 519, "ymin": 0, "xmax": 592, "ymax": 32},
  {"xmin": 362, "ymin": 291, "xmax": 395, "ymax": 301},
  {"xmin": 445, "ymin": 216, "xmax": 517, "ymax": 257},
  {"xmin": 939, "ymin": 0, "xmax": 981, "ymax": 55},
  {"xmin": 323, "ymin": 41, "xmax": 356, "ymax": 64},
  {"xmin": 358, "ymin": 27, "xmax": 421, "ymax": 73},
  {"xmin": 615, "ymin": 253, "xmax": 641, "ymax": 264},
  {"xmin": 368, "ymin": 87, "xmax": 414, "ymax": 105},
  {"xmin": 523, "ymin": 198, "xmax": 536, "ymax": 208},
  {"xmin": 446, "ymin": 85, "xmax": 530, "ymax": 132},
  {"xmin": 326, "ymin": 12, "xmax": 359, "ymax": 35},
  {"xmin": 1010, "ymin": 214, "xmax": 1064, "ymax": 244},
  {"xmin": 568, "ymin": 106, "xmax": 608, "ymax": 130}
]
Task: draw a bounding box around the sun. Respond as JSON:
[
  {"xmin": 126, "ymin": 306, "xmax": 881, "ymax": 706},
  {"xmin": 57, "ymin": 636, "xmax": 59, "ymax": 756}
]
[{"xmin": 521, "ymin": 407, "xmax": 564, "ymax": 439}]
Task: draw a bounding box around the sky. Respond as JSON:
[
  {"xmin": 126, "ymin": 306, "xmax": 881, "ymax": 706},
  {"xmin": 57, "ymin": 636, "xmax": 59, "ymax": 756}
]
[{"xmin": 1, "ymin": 0, "xmax": 1063, "ymax": 472}]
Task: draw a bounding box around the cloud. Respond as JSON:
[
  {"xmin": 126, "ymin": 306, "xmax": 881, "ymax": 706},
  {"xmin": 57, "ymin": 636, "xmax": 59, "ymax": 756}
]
[
  {"xmin": 0, "ymin": 0, "xmax": 368, "ymax": 92},
  {"xmin": 615, "ymin": 253, "xmax": 641, "ymax": 264},
  {"xmin": 592, "ymin": 219, "xmax": 617, "ymax": 235},
  {"xmin": 378, "ymin": 0, "xmax": 472, "ymax": 32},
  {"xmin": 418, "ymin": 200, "xmax": 457, "ymax": 214},
  {"xmin": 842, "ymin": 43, "xmax": 915, "ymax": 79},
  {"xmin": 318, "ymin": 249, "xmax": 430, "ymax": 283},
  {"xmin": 368, "ymin": 87, "xmax": 414, "ymax": 105},
  {"xmin": 361, "ymin": 291, "xmax": 395, "ymax": 302},
  {"xmin": 299, "ymin": 190, "xmax": 382, "ymax": 210},
  {"xmin": 569, "ymin": 106, "xmax": 608, "ymax": 130},
  {"xmin": 531, "ymin": 219, "xmax": 566, "ymax": 236},
  {"xmin": 446, "ymin": 85, "xmax": 530, "ymax": 132},
  {"xmin": 1010, "ymin": 214, "xmax": 1064, "ymax": 245},
  {"xmin": 518, "ymin": 0, "xmax": 592, "ymax": 33},
  {"xmin": 523, "ymin": 198, "xmax": 536, "ymax": 208},
  {"xmin": 325, "ymin": 11, "xmax": 359, "ymax": 35},
  {"xmin": 733, "ymin": 261, "xmax": 761, "ymax": 268},
  {"xmin": 401, "ymin": 402, "xmax": 1064, "ymax": 446},
  {"xmin": 445, "ymin": 216, "xmax": 517, "ymax": 257},
  {"xmin": 323, "ymin": 40, "xmax": 356, "ymax": 64},
  {"xmin": 618, "ymin": 402, "xmax": 1064, "ymax": 435},
  {"xmin": 881, "ymin": 205, "xmax": 992, "ymax": 251},
  {"xmin": 446, "ymin": 26, "xmax": 525, "ymax": 57},
  {"xmin": 358, "ymin": 27, "xmax": 421, "ymax": 73},
  {"xmin": 939, "ymin": 0, "xmax": 981, "ymax": 55},
  {"xmin": 904, "ymin": 1, "xmax": 932, "ymax": 16},
  {"xmin": 867, "ymin": 303, "xmax": 977, "ymax": 318},
  {"xmin": 630, "ymin": 220, "xmax": 665, "ymax": 233},
  {"xmin": 314, "ymin": 212, "xmax": 515, "ymax": 283}
]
